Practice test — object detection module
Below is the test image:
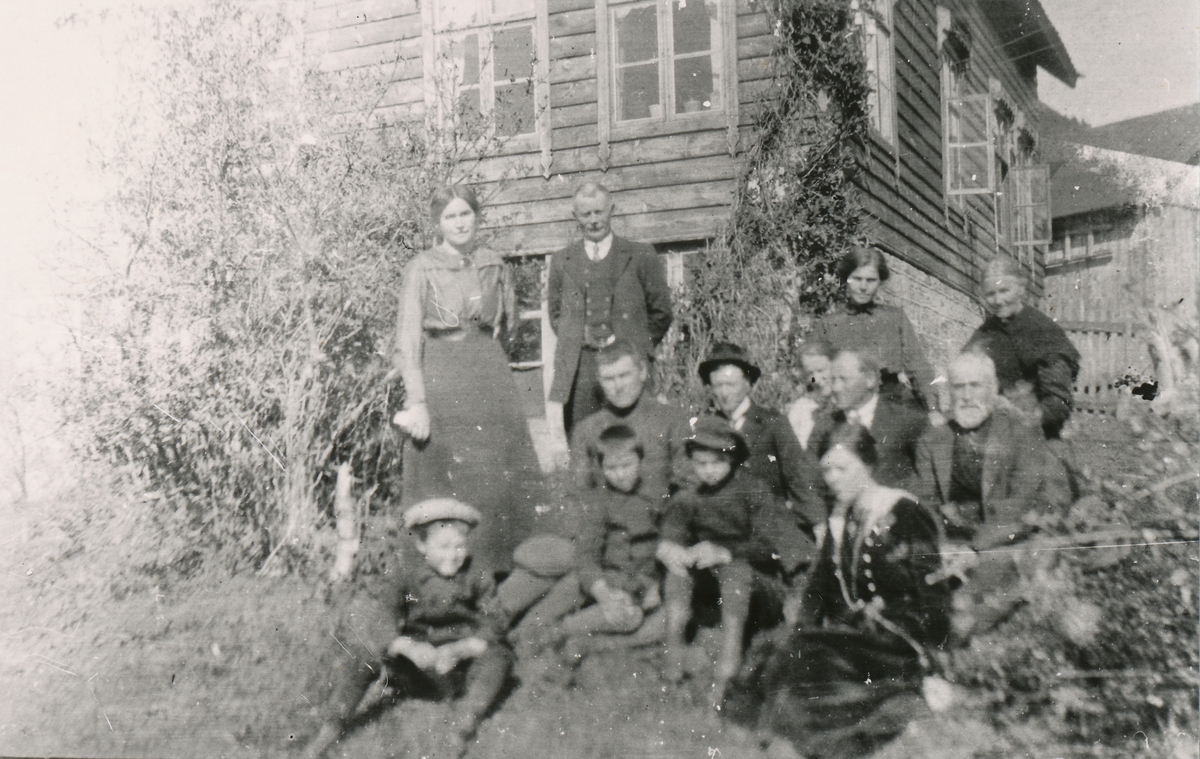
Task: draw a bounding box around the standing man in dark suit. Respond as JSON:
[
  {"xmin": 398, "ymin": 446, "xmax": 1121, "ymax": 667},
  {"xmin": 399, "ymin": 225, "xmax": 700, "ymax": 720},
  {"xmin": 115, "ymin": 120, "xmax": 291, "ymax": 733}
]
[
  {"xmin": 811, "ymin": 349, "xmax": 928, "ymax": 488},
  {"xmin": 698, "ymin": 342, "xmax": 826, "ymax": 555},
  {"xmin": 548, "ymin": 182, "xmax": 674, "ymax": 434}
]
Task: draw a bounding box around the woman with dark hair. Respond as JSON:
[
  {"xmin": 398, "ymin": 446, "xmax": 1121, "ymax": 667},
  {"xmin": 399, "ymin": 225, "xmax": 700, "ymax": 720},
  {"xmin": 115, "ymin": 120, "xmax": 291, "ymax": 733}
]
[
  {"xmin": 813, "ymin": 246, "xmax": 938, "ymax": 412},
  {"xmin": 392, "ymin": 185, "xmax": 541, "ymax": 573},
  {"xmin": 727, "ymin": 424, "xmax": 949, "ymax": 758},
  {"xmin": 964, "ymin": 256, "xmax": 1080, "ymax": 439}
]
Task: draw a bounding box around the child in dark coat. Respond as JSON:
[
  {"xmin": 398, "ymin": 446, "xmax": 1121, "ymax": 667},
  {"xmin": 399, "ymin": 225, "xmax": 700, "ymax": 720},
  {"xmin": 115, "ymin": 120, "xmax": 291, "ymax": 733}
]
[
  {"xmin": 657, "ymin": 417, "xmax": 807, "ymax": 709},
  {"xmin": 306, "ymin": 499, "xmax": 512, "ymax": 759}
]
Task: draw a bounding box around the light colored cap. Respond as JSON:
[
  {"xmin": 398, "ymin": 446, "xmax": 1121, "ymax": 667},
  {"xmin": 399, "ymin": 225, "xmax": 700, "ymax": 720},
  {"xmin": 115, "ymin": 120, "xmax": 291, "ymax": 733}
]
[{"xmin": 402, "ymin": 498, "xmax": 481, "ymax": 530}]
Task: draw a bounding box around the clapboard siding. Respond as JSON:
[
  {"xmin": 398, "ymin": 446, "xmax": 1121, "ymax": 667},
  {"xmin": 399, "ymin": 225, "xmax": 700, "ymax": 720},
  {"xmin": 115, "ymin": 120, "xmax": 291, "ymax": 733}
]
[{"xmin": 306, "ymin": 0, "xmax": 1055, "ymax": 290}]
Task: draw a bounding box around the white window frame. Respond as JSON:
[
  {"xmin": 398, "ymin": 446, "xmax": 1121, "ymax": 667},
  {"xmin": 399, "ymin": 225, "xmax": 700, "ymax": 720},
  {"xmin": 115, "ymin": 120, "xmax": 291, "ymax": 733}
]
[
  {"xmin": 422, "ymin": 0, "xmax": 552, "ymax": 169},
  {"xmin": 606, "ymin": 0, "xmax": 727, "ymax": 124},
  {"xmin": 594, "ymin": 0, "xmax": 739, "ymax": 165},
  {"xmin": 854, "ymin": 0, "xmax": 898, "ymax": 150}
]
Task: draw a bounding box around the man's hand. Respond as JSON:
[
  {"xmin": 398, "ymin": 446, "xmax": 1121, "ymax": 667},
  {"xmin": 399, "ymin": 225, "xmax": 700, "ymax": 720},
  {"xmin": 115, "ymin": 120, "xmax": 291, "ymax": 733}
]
[
  {"xmin": 656, "ymin": 541, "xmax": 694, "ymax": 577},
  {"xmin": 393, "ymin": 403, "xmax": 431, "ymax": 442},
  {"xmin": 388, "ymin": 636, "xmax": 438, "ymax": 669},
  {"xmin": 690, "ymin": 541, "xmax": 733, "ymax": 569},
  {"xmin": 432, "ymin": 638, "xmax": 488, "ymax": 675}
]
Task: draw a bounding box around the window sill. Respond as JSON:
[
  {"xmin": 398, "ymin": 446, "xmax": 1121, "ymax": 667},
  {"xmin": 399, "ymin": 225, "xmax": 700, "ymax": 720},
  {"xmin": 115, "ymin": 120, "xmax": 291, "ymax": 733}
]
[
  {"xmin": 1044, "ymin": 251, "xmax": 1113, "ymax": 270},
  {"xmin": 609, "ymin": 110, "xmax": 728, "ymax": 141}
]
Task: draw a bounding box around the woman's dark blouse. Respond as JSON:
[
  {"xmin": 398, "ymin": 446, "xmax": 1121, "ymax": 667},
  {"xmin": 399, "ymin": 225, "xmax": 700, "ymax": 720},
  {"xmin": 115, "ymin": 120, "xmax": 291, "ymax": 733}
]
[
  {"xmin": 801, "ymin": 493, "xmax": 948, "ymax": 647},
  {"xmin": 814, "ymin": 302, "xmax": 937, "ymax": 409}
]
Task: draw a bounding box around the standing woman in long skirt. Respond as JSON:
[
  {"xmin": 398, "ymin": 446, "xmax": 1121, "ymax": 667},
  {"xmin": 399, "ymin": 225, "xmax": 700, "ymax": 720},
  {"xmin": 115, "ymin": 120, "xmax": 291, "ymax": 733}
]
[{"xmin": 392, "ymin": 185, "xmax": 542, "ymax": 573}]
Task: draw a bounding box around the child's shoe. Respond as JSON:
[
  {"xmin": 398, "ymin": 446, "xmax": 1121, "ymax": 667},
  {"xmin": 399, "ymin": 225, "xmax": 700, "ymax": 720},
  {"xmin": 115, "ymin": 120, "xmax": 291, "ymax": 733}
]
[{"xmin": 302, "ymin": 722, "xmax": 342, "ymax": 759}]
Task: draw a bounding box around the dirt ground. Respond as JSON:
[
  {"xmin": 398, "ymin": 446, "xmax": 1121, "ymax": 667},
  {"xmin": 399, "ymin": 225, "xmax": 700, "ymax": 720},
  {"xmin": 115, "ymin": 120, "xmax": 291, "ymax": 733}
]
[{"xmin": 1, "ymin": 413, "xmax": 1195, "ymax": 759}]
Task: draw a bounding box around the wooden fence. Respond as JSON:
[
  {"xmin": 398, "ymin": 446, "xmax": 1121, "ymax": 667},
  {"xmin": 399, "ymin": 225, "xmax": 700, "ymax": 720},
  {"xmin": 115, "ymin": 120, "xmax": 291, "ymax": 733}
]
[{"xmin": 1058, "ymin": 319, "xmax": 1152, "ymax": 415}]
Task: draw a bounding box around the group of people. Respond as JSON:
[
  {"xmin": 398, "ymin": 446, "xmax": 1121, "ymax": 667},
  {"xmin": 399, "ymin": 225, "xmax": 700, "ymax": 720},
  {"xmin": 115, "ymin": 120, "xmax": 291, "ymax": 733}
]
[{"xmin": 304, "ymin": 182, "xmax": 1082, "ymax": 758}]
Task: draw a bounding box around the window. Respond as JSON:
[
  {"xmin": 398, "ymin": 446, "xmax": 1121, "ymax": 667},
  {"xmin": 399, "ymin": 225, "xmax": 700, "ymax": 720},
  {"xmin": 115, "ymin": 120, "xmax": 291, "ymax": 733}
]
[
  {"xmin": 1011, "ymin": 165, "xmax": 1050, "ymax": 247},
  {"xmin": 429, "ymin": 0, "xmax": 540, "ymax": 137},
  {"xmin": 854, "ymin": 0, "xmax": 897, "ymax": 147},
  {"xmin": 945, "ymin": 94, "xmax": 994, "ymax": 196},
  {"xmin": 609, "ymin": 0, "xmax": 725, "ymax": 123}
]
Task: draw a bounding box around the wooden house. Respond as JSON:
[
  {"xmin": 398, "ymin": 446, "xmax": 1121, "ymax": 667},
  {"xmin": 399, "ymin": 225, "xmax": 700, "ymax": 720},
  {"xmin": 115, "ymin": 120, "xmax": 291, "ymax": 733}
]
[{"xmin": 304, "ymin": 0, "xmax": 1078, "ymax": 413}]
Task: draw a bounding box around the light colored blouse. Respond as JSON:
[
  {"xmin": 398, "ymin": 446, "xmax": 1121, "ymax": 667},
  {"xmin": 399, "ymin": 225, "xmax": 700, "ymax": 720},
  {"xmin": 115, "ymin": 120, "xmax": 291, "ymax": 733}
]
[{"xmin": 394, "ymin": 243, "xmax": 506, "ymax": 405}]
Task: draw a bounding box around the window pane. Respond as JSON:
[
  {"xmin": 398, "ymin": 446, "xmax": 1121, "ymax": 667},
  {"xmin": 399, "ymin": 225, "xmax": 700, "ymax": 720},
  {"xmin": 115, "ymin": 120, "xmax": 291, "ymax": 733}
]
[
  {"xmin": 492, "ymin": 0, "xmax": 535, "ymax": 19},
  {"xmin": 950, "ymin": 144, "xmax": 990, "ymax": 192},
  {"xmin": 615, "ymin": 4, "xmax": 659, "ymax": 64},
  {"xmin": 617, "ymin": 63, "xmax": 660, "ymax": 119},
  {"xmin": 494, "ymin": 26, "xmax": 534, "ymax": 83},
  {"xmin": 673, "ymin": 0, "xmax": 715, "ymax": 56},
  {"xmin": 448, "ymin": 33, "xmax": 481, "ymax": 88},
  {"xmin": 435, "ymin": 0, "xmax": 479, "ymax": 29},
  {"xmin": 675, "ymin": 56, "xmax": 716, "ymax": 113},
  {"xmin": 495, "ymin": 81, "xmax": 535, "ymax": 135}
]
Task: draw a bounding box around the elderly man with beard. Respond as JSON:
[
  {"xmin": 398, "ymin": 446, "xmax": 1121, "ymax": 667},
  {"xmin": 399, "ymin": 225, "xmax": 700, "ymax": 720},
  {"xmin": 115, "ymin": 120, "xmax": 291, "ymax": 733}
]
[{"xmin": 914, "ymin": 351, "xmax": 1072, "ymax": 641}]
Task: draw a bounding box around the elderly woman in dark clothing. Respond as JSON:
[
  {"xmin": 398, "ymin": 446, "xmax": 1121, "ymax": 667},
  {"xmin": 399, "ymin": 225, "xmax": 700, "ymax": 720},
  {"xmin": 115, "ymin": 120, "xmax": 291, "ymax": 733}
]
[
  {"xmin": 813, "ymin": 246, "xmax": 939, "ymax": 414},
  {"xmin": 726, "ymin": 425, "xmax": 949, "ymax": 758},
  {"xmin": 964, "ymin": 256, "xmax": 1081, "ymax": 439}
]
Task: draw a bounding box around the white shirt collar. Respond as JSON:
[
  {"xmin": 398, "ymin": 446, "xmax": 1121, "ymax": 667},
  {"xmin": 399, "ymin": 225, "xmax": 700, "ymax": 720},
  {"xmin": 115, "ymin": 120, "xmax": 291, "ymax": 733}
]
[
  {"xmin": 730, "ymin": 396, "xmax": 752, "ymax": 430},
  {"xmin": 848, "ymin": 393, "xmax": 879, "ymax": 430},
  {"xmin": 584, "ymin": 233, "xmax": 614, "ymax": 262}
]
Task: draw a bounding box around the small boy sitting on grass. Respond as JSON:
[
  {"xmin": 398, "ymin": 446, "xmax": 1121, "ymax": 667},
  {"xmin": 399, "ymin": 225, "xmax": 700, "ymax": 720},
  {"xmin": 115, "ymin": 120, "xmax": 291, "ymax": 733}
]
[
  {"xmin": 560, "ymin": 424, "xmax": 667, "ymax": 658},
  {"xmin": 306, "ymin": 498, "xmax": 512, "ymax": 759},
  {"xmin": 497, "ymin": 425, "xmax": 666, "ymax": 667},
  {"xmin": 657, "ymin": 416, "xmax": 807, "ymax": 709}
]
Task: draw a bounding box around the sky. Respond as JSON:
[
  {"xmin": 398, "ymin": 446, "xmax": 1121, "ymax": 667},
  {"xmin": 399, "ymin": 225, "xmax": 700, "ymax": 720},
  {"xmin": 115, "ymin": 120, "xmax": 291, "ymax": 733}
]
[{"xmin": 1039, "ymin": 0, "xmax": 1200, "ymax": 126}]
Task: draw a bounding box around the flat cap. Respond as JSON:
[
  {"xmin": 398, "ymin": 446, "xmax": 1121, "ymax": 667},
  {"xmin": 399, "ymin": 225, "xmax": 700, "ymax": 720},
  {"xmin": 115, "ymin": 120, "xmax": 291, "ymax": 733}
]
[
  {"xmin": 685, "ymin": 415, "xmax": 748, "ymax": 462},
  {"xmin": 403, "ymin": 498, "xmax": 481, "ymax": 530}
]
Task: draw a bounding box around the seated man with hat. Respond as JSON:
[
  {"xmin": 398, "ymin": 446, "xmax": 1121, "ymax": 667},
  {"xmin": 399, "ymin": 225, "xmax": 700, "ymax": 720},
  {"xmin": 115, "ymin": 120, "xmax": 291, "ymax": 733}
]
[
  {"xmin": 657, "ymin": 417, "xmax": 809, "ymax": 709},
  {"xmin": 306, "ymin": 498, "xmax": 512, "ymax": 759},
  {"xmin": 699, "ymin": 342, "xmax": 826, "ymax": 560},
  {"xmin": 914, "ymin": 351, "xmax": 1072, "ymax": 638}
]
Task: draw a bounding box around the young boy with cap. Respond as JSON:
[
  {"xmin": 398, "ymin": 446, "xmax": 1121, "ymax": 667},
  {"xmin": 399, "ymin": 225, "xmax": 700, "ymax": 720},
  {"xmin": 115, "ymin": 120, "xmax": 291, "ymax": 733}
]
[
  {"xmin": 306, "ymin": 498, "xmax": 512, "ymax": 759},
  {"xmin": 656, "ymin": 417, "xmax": 807, "ymax": 709}
]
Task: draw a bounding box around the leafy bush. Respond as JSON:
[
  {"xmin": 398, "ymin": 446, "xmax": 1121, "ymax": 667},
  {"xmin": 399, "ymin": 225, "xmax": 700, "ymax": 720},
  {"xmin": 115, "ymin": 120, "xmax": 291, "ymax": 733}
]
[
  {"xmin": 57, "ymin": 1, "xmax": 505, "ymax": 575},
  {"xmin": 653, "ymin": 0, "xmax": 870, "ymax": 409}
]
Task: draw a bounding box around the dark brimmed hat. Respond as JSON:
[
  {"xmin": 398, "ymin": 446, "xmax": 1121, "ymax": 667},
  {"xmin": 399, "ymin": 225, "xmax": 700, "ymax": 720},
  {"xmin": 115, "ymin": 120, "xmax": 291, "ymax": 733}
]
[
  {"xmin": 685, "ymin": 415, "xmax": 748, "ymax": 463},
  {"xmin": 698, "ymin": 342, "xmax": 761, "ymax": 385},
  {"xmin": 403, "ymin": 498, "xmax": 481, "ymax": 530}
]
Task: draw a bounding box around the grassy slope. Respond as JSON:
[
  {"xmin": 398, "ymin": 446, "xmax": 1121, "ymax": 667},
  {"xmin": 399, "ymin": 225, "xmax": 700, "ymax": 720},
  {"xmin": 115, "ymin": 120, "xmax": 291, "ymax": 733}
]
[{"xmin": 0, "ymin": 414, "xmax": 1195, "ymax": 758}]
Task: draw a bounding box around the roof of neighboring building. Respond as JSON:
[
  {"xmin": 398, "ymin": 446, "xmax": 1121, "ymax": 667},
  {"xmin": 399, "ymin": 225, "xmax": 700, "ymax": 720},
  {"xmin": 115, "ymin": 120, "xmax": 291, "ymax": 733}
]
[
  {"xmin": 980, "ymin": 0, "xmax": 1080, "ymax": 87},
  {"xmin": 1049, "ymin": 156, "xmax": 1131, "ymax": 218},
  {"xmin": 1080, "ymin": 104, "xmax": 1200, "ymax": 165},
  {"xmin": 1040, "ymin": 104, "xmax": 1200, "ymax": 218}
]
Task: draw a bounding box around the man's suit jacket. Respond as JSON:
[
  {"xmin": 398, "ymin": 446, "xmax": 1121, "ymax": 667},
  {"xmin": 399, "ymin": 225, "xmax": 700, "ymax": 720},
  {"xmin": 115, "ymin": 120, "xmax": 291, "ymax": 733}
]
[
  {"xmin": 716, "ymin": 403, "xmax": 827, "ymax": 535},
  {"xmin": 913, "ymin": 407, "xmax": 1072, "ymax": 550},
  {"xmin": 810, "ymin": 396, "xmax": 927, "ymax": 489},
  {"xmin": 546, "ymin": 236, "xmax": 673, "ymax": 404}
]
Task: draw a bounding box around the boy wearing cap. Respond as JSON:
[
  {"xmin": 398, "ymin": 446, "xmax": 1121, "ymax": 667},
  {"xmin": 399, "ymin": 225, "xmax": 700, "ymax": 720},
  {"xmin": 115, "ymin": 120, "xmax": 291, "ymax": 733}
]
[
  {"xmin": 656, "ymin": 417, "xmax": 807, "ymax": 709},
  {"xmin": 307, "ymin": 499, "xmax": 512, "ymax": 759}
]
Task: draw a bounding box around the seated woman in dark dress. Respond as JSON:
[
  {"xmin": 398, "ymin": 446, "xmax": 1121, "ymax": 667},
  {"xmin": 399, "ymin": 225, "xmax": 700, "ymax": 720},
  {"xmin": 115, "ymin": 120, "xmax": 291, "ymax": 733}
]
[
  {"xmin": 813, "ymin": 246, "xmax": 938, "ymax": 414},
  {"xmin": 964, "ymin": 256, "xmax": 1081, "ymax": 439},
  {"xmin": 728, "ymin": 425, "xmax": 949, "ymax": 759}
]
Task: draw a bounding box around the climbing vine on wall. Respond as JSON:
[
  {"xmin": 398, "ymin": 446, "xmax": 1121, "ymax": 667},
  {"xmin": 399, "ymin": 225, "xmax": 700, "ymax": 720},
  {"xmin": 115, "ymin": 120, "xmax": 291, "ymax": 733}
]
[{"xmin": 655, "ymin": 0, "xmax": 872, "ymax": 409}]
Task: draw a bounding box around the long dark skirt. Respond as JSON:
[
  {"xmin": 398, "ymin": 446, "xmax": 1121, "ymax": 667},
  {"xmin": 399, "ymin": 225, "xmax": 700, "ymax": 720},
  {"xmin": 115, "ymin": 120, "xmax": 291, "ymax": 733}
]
[
  {"xmin": 402, "ymin": 328, "xmax": 542, "ymax": 573},
  {"xmin": 728, "ymin": 626, "xmax": 929, "ymax": 759}
]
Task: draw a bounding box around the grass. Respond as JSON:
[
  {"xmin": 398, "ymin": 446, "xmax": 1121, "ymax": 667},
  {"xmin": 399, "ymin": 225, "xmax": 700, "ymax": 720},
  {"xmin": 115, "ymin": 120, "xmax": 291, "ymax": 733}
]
[{"xmin": 0, "ymin": 412, "xmax": 1195, "ymax": 758}]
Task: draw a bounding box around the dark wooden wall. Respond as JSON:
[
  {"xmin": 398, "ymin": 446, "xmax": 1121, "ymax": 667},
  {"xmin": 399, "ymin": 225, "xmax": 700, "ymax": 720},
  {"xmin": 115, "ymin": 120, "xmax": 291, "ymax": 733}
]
[{"xmin": 306, "ymin": 0, "xmax": 1051, "ymax": 292}]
